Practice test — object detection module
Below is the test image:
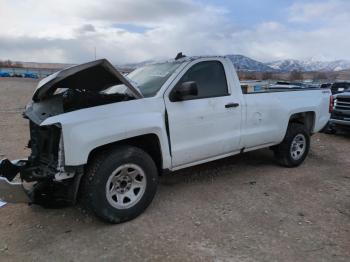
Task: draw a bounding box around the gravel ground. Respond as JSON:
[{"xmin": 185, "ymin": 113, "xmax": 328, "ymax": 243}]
[{"xmin": 0, "ymin": 78, "xmax": 349, "ymax": 262}]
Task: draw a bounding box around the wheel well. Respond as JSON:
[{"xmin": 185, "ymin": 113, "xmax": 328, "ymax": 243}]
[
  {"xmin": 87, "ymin": 134, "xmax": 163, "ymax": 173},
  {"xmin": 289, "ymin": 112, "xmax": 315, "ymax": 134}
]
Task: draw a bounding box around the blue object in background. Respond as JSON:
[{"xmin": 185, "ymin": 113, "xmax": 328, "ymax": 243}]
[
  {"xmin": 0, "ymin": 71, "xmax": 11, "ymax": 77},
  {"xmin": 24, "ymin": 72, "xmax": 39, "ymax": 79},
  {"xmin": 254, "ymin": 85, "xmax": 263, "ymax": 91}
]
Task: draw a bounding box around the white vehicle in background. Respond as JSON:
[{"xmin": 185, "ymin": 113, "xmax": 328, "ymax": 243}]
[
  {"xmin": 327, "ymin": 91, "xmax": 350, "ymax": 133},
  {"xmin": 0, "ymin": 55, "xmax": 331, "ymax": 223}
]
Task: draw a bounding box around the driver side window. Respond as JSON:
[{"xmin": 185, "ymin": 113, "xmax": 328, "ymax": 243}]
[{"xmin": 176, "ymin": 61, "xmax": 229, "ymax": 100}]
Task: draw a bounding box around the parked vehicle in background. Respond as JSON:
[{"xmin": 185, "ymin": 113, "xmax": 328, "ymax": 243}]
[
  {"xmin": 24, "ymin": 72, "xmax": 39, "ymax": 79},
  {"xmin": 0, "ymin": 56, "xmax": 331, "ymax": 223},
  {"xmin": 327, "ymin": 92, "xmax": 350, "ymax": 133},
  {"xmin": 271, "ymin": 81, "xmax": 319, "ymax": 89},
  {"xmin": 240, "ymin": 80, "xmax": 269, "ymax": 93},
  {"xmin": 275, "ymin": 81, "xmax": 304, "ymax": 87},
  {"xmin": 0, "ymin": 72, "xmax": 11, "ymax": 77},
  {"xmin": 330, "ymin": 82, "xmax": 350, "ymax": 95},
  {"xmin": 12, "ymin": 73, "xmax": 23, "ymax": 78},
  {"xmin": 269, "ymin": 84, "xmax": 302, "ymax": 89},
  {"xmin": 321, "ymin": 83, "xmax": 332, "ymax": 89}
]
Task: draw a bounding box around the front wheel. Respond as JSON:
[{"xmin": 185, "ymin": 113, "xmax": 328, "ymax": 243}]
[
  {"xmin": 274, "ymin": 123, "xmax": 310, "ymax": 167},
  {"xmin": 81, "ymin": 146, "xmax": 158, "ymax": 224}
]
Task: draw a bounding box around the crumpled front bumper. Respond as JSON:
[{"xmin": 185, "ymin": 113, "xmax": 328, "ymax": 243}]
[{"xmin": 0, "ymin": 159, "xmax": 31, "ymax": 203}]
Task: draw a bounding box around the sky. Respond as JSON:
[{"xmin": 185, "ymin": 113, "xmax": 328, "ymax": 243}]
[{"xmin": 0, "ymin": 0, "xmax": 349, "ymax": 64}]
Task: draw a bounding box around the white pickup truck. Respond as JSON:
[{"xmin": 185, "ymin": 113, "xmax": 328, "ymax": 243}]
[{"xmin": 0, "ymin": 56, "xmax": 331, "ymax": 223}]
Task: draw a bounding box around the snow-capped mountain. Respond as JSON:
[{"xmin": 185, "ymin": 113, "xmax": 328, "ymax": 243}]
[
  {"xmin": 119, "ymin": 55, "xmax": 350, "ymax": 72},
  {"xmin": 266, "ymin": 59, "xmax": 304, "ymax": 71},
  {"xmin": 322, "ymin": 60, "xmax": 350, "ymax": 71},
  {"xmin": 227, "ymin": 55, "xmax": 350, "ymax": 72},
  {"xmin": 227, "ymin": 55, "xmax": 275, "ymax": 72},
  {"xmin": 266, "ymin": 59, "xmax": 350, "ymax": 72}
]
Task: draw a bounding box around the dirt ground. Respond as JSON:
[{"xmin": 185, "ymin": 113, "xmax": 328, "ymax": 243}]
[{"xmin": 0, "ymin": 78, "xmax": 349, "ymax": 262}]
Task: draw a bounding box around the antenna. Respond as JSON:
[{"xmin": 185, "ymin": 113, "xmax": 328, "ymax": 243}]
[
  {"xmin": 175, "ymin": 52, "xmax": 186, "ymax": 60},
  {"xmin": 94, "ymin": 46, "xmax": 97, "ymax": 60}
]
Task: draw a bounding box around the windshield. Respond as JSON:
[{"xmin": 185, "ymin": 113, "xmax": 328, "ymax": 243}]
[{"xmin": 103, "ymin": 62, "xmax": 182, "ymax": 97}]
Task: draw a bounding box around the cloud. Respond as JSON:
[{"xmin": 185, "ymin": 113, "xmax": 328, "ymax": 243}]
[
  {"xmin": 0, "ymin": 0, "xmax": 349, "ymax": 64},
  {"xmin": 75, "ymin": 24, "xmax": 96, "ymax": 35},
  {"xmin": 0, "ymin": 0, "xmax": 233, "ymax": 63},
  {"xmin": 80, "ymin": 0, "xmax": 199, "ymax": 25},
  {"xmin": 289, "ymin": 0, "xmax": 350, "ymax": 24}
]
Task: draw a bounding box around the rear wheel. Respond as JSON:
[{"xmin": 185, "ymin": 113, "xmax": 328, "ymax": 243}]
[
  {"xmin": 81, "ymin": 146, "xmax": 158, "ymax": 223},
  {"xmin": 274, "ymin": 123, "xmax": 310, "ymax": 167}
]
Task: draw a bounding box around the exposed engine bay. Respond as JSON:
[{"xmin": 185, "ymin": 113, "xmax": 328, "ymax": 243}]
[
  {"xmin": 26, "ymin": 88, "xmax": 135, "ymax": 124},
  {"xmin": 26, "ymin": 58, "xmax": 141, "ymax": 124},
  {"xmin": 0, "ymin": 59, "xmax": 142, "ymax": 206}
]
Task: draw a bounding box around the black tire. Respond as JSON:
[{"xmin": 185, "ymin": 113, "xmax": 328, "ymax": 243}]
[
  {"xmin": 81, "ymin": 146, "xmax": 158, "ymax": 224},
  {"xmin": 274, "ymin": 123, "xmax": 310, "ymax": 167}
]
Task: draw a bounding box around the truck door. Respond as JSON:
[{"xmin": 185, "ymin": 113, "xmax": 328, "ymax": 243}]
[{"xmin": 164, "ymin": 59, "xmax": 242, "ymax": 168}]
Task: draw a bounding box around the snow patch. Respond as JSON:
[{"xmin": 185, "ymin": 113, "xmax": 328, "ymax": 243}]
[{"xmin": 266, "ymin": 59, "xmax": 350, "ymax": 72}]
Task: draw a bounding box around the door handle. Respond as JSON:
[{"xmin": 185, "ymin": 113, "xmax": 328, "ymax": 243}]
[{"xmin": 225, "ymin": 103, "xmax": 239, "ymax": 108}]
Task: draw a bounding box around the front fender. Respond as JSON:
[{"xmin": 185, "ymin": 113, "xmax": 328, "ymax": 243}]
[
  {"xmin": 62, "ymin": 113, "xmax": 170, "ymax": 167},
  {"xmin": 40, "ymin": 98, "xmax": 171, "ymax": 168}
]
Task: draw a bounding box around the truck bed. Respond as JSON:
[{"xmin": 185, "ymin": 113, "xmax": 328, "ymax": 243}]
[{"xmin": 242, "ymin": 86, "xmax": 323, "ymax": 94}]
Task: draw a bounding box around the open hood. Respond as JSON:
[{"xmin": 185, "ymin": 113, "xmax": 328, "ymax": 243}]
[{"xmin": 32, "ymin": 59, "xmax": 143, "ymax": 102}]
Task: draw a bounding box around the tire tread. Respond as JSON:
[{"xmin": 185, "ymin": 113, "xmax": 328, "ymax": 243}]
[
  {"xmin": 274, "ymin": 122, "xmax": 310, "ymax": 167},
  {"xmin": 80, "ymin": 146, "xmax": 158, "ymax": 223}
]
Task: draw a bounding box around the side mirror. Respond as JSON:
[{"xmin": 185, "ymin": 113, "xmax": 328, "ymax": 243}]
[{"xmin": 172, "ymin": 81, "xmax": 198, "ymax": 101}]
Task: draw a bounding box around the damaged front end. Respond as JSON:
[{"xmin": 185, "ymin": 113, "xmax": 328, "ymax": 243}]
[
  {"xmin": 0, "ymin": 122, "xmax": 84, "ymax": 207},
  {"xmin": 0, "ymin": 59, "xmax": 142, "ymax": 206},
  {"xmin": 0, "ymin": 159, "xmax": 30, "ymax": 203}
]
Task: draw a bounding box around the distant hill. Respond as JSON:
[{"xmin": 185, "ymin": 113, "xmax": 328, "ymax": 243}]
[
  {"xmin": 333, "ymin": 69, "xmax": 350, "ymax": 79},
  {"xmin": 266, "ymin": 59, "xmax": 350, "ymax": 72},
  {"xmin": 0, "ymin": 60, "xmax": 74, "ymax": 70},
  {"xmin": 227, "ymin": 55, "xmax": 276, "ymax": 72},
  {"xmin": 121, "ymin": 55, "xmax": 350, "ymax": 73},
  {"xmin": 20, "ymin": 62, "xmax": 74, "ymax": 70},
  {"xmin": 2, "ymin": 55, "xmax": 350, "ymax": 73},
  {"xmin": 121, "ymin": 55, "xmax": 277, "ymax": 72}
]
